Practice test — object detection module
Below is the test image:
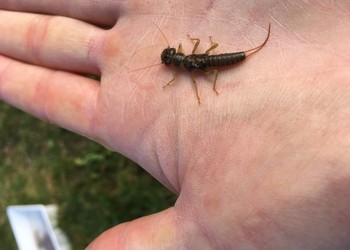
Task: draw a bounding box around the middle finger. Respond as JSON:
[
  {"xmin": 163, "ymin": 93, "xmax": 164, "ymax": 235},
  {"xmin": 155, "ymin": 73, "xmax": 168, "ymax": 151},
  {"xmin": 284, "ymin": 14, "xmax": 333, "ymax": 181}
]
[{"xmin": 0, "ymin": 11, "xmax": 103, "ymax": 74}]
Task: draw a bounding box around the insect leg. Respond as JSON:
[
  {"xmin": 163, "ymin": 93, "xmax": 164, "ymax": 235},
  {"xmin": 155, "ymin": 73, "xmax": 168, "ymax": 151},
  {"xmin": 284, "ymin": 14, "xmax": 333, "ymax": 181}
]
[
  {"xmin": 205, "ymin": 69, "xmax": 219, "ymax": 95},
  {"xmin": 205, "ymin": 36, "xmax": 218, "ymax": 54},
  {"xmin": 191, "ymin": 72, "xmax": 201, "ymax": 104},
  {"xmin": 177, "ymin": 43, "xmax": 183, "ymax": 53},
  {"xmin": 163, "ymin": 70, "xmax": 178, "ymax": 88},
  {"xmin": 187, "ymin": 35, "xmax": 200, "ymax": 54}
]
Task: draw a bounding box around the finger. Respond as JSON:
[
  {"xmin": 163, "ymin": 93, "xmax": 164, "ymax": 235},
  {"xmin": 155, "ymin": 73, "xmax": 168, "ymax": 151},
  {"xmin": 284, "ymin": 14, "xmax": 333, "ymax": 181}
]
[
  {"xmin": 0, "ymin": 0, "xmax": 120, "ymax": 26},
  {"xmin": 0, "ymin": 55, "xmax": 99, "ymax": 139},
  {"xmin": 0, "ymin": 11, "xmax": 102, "ymax": 75},
  {"xmin": 87, "ymin": 208, "xmax": 182, "ymax": 249}
]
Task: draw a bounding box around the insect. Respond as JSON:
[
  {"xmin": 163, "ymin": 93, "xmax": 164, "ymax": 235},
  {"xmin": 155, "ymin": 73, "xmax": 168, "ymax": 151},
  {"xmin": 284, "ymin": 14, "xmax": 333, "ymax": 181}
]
[{"xmin": 134, "ymin": 23, "xmax": 271, "ymax": 104}]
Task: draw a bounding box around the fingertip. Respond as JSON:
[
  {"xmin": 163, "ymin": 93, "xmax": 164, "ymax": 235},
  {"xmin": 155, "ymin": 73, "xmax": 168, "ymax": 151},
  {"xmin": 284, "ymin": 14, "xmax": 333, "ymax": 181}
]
[{"xmin": 87, "ymin": 208, "xmax": 179, "ymax": 250}]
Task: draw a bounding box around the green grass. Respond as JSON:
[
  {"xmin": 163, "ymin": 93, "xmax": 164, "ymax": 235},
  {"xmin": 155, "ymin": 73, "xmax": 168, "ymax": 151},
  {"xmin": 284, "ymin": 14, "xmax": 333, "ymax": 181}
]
[{"xmin": 0, "ymin": 102, "xmax": 177, "ymax": 249}]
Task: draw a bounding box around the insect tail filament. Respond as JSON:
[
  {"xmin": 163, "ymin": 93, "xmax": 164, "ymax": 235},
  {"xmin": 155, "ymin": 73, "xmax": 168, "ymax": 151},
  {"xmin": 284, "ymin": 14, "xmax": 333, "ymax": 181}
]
[{"xmin": 244, "ymin": 23, "xmax": 271, "ymax": 57}]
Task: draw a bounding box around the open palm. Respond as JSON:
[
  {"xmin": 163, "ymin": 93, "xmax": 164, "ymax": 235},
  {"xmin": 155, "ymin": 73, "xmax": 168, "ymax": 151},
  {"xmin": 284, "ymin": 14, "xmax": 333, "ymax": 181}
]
[{"xmin": 1, "ymin": 1, "xmax": 350, "ymax": 249}]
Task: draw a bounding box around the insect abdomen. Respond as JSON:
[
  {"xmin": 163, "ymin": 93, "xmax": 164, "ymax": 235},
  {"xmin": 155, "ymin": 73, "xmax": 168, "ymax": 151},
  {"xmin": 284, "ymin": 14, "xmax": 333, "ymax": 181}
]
[{"xmin": 206, "ymin": 52, "xmax": 245, "ymax": 67}]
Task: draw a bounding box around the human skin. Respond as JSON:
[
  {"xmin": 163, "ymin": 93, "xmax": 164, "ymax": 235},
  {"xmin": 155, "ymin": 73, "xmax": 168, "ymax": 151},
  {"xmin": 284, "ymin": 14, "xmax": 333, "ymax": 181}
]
[{"xmin": 1, "ymin": 0, "xmax": 350, "ymax": 249}]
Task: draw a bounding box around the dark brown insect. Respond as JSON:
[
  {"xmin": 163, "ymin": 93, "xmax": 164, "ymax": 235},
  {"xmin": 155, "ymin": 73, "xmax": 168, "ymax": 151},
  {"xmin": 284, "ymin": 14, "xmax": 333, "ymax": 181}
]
[
  {"xmin": 161, "ymin": 23, "xmax": 271, "ymax": 104},
  {"xmin": 133, "ymin": 23, "xmax": 271, "ymax": 104}
]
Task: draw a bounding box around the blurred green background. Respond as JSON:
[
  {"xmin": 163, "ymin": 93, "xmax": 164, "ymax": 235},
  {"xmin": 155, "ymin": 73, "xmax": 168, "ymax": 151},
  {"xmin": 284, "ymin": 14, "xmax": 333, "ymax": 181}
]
[{"xmin": 0, "ymin": 102, "xmax": 177, "ymax": 249}]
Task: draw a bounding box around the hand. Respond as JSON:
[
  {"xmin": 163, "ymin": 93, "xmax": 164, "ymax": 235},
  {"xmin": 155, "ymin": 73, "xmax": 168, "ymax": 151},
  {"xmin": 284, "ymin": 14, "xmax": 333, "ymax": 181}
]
[{"xmin": 1, "ymin": 1, "xmax": 350, "ymax": 249}]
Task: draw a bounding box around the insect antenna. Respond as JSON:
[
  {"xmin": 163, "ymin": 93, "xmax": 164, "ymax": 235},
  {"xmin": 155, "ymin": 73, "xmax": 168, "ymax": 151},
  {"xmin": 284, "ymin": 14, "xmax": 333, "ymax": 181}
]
[
  {"xmin": 153, "ymin": 22, "xmax": 170, "ymax": 48},
  {"xmin": 130, "ymin": 23, "xmax": 170, "ymax": 72},
  {"xmin": 130, "ymin": 62, "xmax": 163, "ymax": 72},
  {"xmin": 244, "ymin": 23, "xmax": 271, "ymax": 57}
]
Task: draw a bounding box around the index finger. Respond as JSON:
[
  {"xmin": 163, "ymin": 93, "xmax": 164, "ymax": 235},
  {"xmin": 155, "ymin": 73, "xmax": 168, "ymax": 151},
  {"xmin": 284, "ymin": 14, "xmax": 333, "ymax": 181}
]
[{"xmin": 0, "ymin": 55, "xmax": 100, "ymax": 139}]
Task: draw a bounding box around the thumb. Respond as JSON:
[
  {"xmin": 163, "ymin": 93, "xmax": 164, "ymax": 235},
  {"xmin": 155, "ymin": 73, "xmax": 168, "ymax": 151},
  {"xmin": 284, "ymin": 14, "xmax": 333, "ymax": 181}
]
[{"xmin": 86, "ymin": 208, "xmax": 181, "ymax": 249}]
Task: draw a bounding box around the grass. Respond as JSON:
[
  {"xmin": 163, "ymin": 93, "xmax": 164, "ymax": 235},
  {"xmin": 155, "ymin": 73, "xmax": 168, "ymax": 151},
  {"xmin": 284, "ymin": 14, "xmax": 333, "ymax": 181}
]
[{"xmin": 0, "ymin": 102, "xmax": 177, "ymax": 249}]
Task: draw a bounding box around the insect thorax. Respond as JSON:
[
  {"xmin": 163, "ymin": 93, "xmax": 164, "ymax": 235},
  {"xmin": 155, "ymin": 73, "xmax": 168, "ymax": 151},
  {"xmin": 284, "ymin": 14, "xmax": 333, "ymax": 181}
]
[
  {"xmin": 183, "ymin": 54, "xmax": 209, "ymax": 72},
  {"xmin": 172, "ymin": 53, "xmax": 185, "ymax": 68}
]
